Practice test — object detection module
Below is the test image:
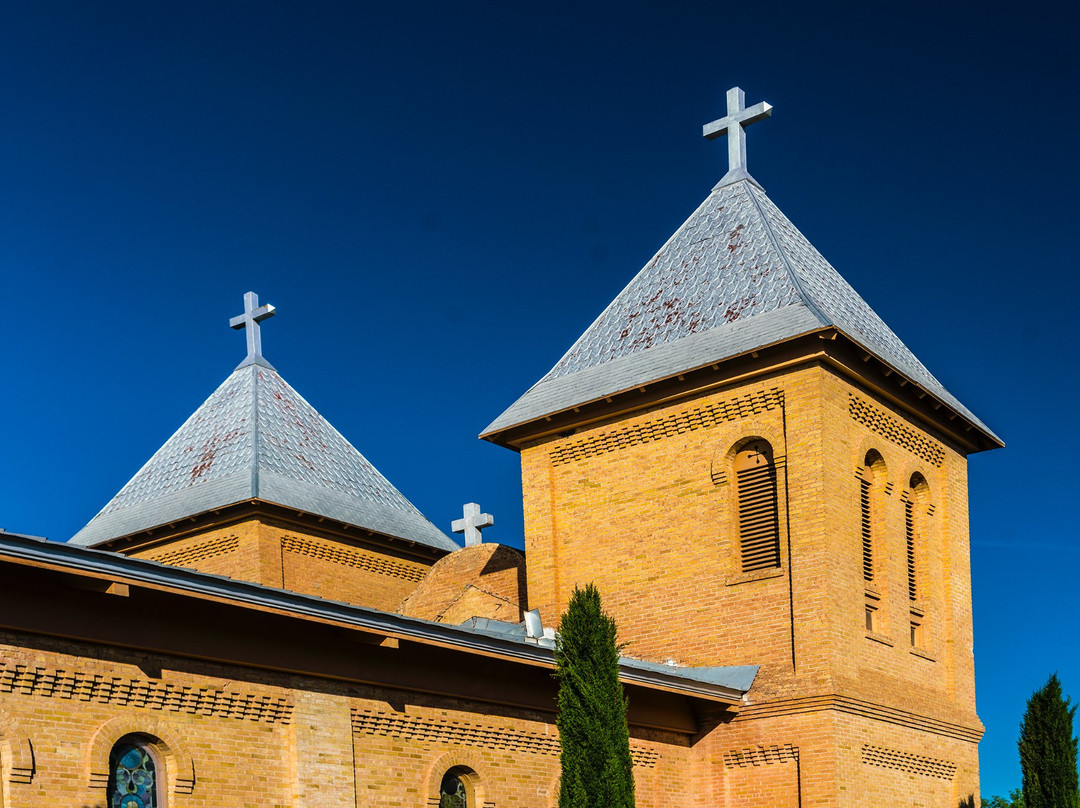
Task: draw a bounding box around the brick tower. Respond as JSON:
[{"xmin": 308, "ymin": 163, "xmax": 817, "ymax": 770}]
[{"xmin": 482, "ymin": 88, "xmax": 1002, "ymax": 806}]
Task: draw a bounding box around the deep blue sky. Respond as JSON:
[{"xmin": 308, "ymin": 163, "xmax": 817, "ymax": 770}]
[{"xmin": 0, "ymin": 1, "xmax": 1076, "ymax": 797}]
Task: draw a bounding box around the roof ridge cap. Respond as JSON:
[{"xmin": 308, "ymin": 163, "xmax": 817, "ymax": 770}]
[
  {"xmin": 712, "ymin": 167, "xmax": 764, "ymax": 191},
  {"xmin": 746, "ymin": 183, "xmax": 831, "ymax": 328},
  {"xmin": 249, "ymin": 363, "xmax": 261, "ymax": 500}
]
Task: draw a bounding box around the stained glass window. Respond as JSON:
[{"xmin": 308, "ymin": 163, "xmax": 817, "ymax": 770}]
[
  {"xmin": 439, "ymin": 771, "xmax": 467, "ymax": 808},
  {"xmin": 108, "ymin": 740, "xmax": 158, "ymax": 808}
]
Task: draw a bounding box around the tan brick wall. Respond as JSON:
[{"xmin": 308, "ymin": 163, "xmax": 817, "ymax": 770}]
[
  {"xmin": 277, "ymin": 529, "xmax": 428, "ymax": 611},
  {"xmin": 136, "ymin": 522, "xmax": 262, "ymax": 582},
  {"xmin": 130, "ymin": 519, "xmax": 434, "ymax": 613},
  {"xmin": 0, "ymin": 632, "xmax": 700, "ymax": 808}
]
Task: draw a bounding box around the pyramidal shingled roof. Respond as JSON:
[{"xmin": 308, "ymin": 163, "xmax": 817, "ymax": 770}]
[
  {"xmin": 483, "ymin": 175, "xmax": 1000, "ymax": 445},
  {"xmin": 71, "ymin": 357, "xmax": 458, "ymax": 551}
]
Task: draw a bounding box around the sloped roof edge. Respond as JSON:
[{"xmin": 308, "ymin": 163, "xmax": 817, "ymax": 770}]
[
  {"xmin": 1, "ymin": 531, "xmax": 754, "ymax": 703},
  {"xmin": 482, "ymin": 305, "xmax": 822, "ymax": 437}
]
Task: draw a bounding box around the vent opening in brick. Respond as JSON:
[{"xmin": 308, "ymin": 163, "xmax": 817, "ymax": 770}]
[{"xmin": 735, "ymin": 441, "xmax": 780, "ymax": 572}]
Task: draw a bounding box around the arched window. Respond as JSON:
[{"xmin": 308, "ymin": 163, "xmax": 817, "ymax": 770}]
[
  {"xmin": 440, "ymin": 768, "xmax": 469, "ymax": 807},
  {"xmin": 108, "ymin": 737, "xmax": 160, "ymax": 808},
  {"xmin": 859, "ymin": 450, "xmax": 887, "ymax": 583},
  {"xmin": 904, "ymin": 473, "xmax": 929, "ymax": 602},
  {"xmin": 904, "ymin": 473, "xmax": 930, "ymax": 647},
  {"xmin": 859, "ymin": 451, "xmax": 886, "ymax": 632},
  {"xmin": 734, "ymin": 440, "xmax": 780, "ymax": 572}
]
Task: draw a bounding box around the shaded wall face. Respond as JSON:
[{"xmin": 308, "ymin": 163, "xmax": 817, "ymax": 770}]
[
  {"xmin": 816, "ymin": 372, "xmax": 978, "ymax": 726},
  {"xmin": 127, "ymin": 519, "xmax": 434, "ymax": 612},
  {"xmin": 398, "ymin": 543, "xmax": 528, "ymax": 624}
]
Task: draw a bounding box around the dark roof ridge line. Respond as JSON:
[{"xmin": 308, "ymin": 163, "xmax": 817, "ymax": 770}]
[{"xmin": 746, "ymin": 182, "xmax": 831, "ymax": 328}]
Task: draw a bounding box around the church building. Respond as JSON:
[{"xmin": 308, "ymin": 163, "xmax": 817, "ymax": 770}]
[{"xmin": 0, "ymin": 88, "xmax": 1000, "ymax": 807}]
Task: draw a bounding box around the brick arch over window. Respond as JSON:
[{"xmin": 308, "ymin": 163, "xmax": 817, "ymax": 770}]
[
  {"xmin": 857, "ymin": 450, "xmax": 888, "ymax": 583},
  {"xmin": 86, "ymin": 716, "xmax": 195, "ymax": 796},
  {"xmin": 423, "ymin": 750, "xmax": 494, "ymax": 807},
  {"xmin": 733, "ymin": 438, "xmax": 781, "ymax": 573},
  {"xmin": 0, "ymin": 707, "xmax": 35, "ymax": 785}
]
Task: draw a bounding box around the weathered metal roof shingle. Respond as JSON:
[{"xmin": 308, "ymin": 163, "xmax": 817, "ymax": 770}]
[
  {"xmin": 70, "ymin": 359, "xmax": 457, "ymax": 551},
  {"xmin": 483, "ymin": 178, "xmax": 999, "ymax": 443}
]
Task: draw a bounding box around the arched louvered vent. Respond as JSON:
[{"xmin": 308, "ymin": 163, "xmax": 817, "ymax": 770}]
[
  {"xmin": 860, "ymin": 450, "xmax": 885, "ymax": 584},
  {"xmin": 860, "ymin": 478, "xmax": 873, "ymax": 582},
  {"xmin": 735, "ymin": 442, "xmax": 780, "ymax": 572},
  {"xmin": 905, "ymin": 472, "xmax": 929, "ymax": 603},
  {"xmin": 904, "ymin": 498, "xmax": 917, "ymax": 600}
]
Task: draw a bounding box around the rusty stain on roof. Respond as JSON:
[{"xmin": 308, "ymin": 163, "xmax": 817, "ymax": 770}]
[
  {"xmin": 485, "ymin": 177, "xmax": 999, "ymax": 443},
  {"xmin": 71, "ymin": 360, "xmax": 455, "ymax": 551}
]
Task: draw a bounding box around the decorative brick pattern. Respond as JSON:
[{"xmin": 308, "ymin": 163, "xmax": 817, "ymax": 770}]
[
  {"xmin": 861, "ymin": 744, "xmax": 957, "ymax": 780},
  {"xmin": 281, "ymin": 535, "xmax": 426, "ymax": 582},
  {"xmin": 147, "ymin": 534, "xmax": 239, "ymax": 567},
  {"xmin": 849, "ymin": 395, "xmax": 945, "ymax": 467},
  {"xmin": 351, "ymin": 709, "xmax": 660, "ymax": 767},
  {"xmin": 0, "ymin": 663, "xmax": 293, "ymax": 723},
  {"xmin": 723, "ymin": 744, "xmax": 799, "ymax": 767},
  {"xmin": 550, "ymin": 388, "xmax": 784, "ymax": 465}
]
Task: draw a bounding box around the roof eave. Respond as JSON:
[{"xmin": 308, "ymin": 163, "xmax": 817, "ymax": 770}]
[
  {"xmin": 481, "ymin": 328, "xmax": 1002, "ymax": 455},
  {"xmin": 76, "ymin": 499, "xmax": 457, "ymax": 560},
  {"xmin": 0, "ymin": 532, "xmax": 749, "ymax": 704}
]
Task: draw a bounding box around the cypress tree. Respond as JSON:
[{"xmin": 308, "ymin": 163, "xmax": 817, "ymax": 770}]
[
  {"xmin": 1019, "ymin": 673, "xmax": 1080, "ymax": 808},
  {"xmin": 554, "ymin": 583, "xmax": 635, "ymax": 808}
]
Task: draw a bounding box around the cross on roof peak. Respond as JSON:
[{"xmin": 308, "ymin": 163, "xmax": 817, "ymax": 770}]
[
  {"xmin": 451, "ymin": 502, "xmax": 493, "ymax": 547},
  {"xmin": 702, "ymin": 87, "xmax": 772, "ymax": 186},
  {"xmin": 230, "ymin": 291, "xmax": 276, "ymax": 365}
]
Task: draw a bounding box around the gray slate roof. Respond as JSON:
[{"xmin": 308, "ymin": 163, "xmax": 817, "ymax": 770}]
[
  {"xmin": 71, "ymin": 357, "xmax": 457, "ymax": 551},
  {"xmin": 484, "ymin": 177, "xmax": 999, "ymax": 443}
]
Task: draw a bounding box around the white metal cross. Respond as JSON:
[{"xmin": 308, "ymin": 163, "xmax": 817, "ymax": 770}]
[
  {"xmin": 702, "ymin": 87, "xmax": 772, "ymax": 180},
  {"xmin": 452, "ymin": 502, "xmax": 493, "ymax": 547},
  {"xmin": 229, "ymin": 291, "xmax": 276, "ymax": 360}
]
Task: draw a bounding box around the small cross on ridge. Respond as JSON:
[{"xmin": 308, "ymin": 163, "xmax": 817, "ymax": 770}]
[
  {"xmin": 230, "ymin": 291, "xmax": 276, "ymax": 361},
  {"xmin": 702, "ymin": 87, "xmax": 772, "ymax": 184},
  {"xmin": 452, "ymin": 502, "xmax": 493, "ymax": 547}
]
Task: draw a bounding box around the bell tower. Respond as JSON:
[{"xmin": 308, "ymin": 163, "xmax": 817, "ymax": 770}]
[{"xmin": 482, "ymin": 88, "xmax": 1001, "ymax": 806}]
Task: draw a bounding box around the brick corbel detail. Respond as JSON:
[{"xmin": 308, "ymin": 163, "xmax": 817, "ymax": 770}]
[
  {"xmin": 86, "ymin": 715, "xmax": 195, "ymax": 795},
  {"xmin": 0, "ymin": 707, "xmax": 35, "ymax": 784}
]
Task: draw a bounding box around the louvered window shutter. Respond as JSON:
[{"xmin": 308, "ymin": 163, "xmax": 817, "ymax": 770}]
[
  {"xmin": 737, "ymin": 454, "xmax": 780, "ymax": 572},
  {"xmin": 860, "ymin": 478, "xmax": 873, "ymax": 582},
  {"xmin": 905, "ymin": 499, "xmax": 917, "ymax": 600}
]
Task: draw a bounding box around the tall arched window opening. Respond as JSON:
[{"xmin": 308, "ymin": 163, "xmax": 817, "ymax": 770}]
[
  {"xmin": 905, "ymin": 472, "xmax": 930, "ymax": 647},
  {"xmin": 904, "ymin": 496, "xmax": 917, "ymax": 600},
  {"xmin": 735, "ymin": 440, "xmax": 780, "ymax": 573},
  {"xmin": 108, "ymin": 737, "xmax": 160, "ymax": 808},
  {"xmin": 860, "ymin": 450, "xmax": 886, "ymax": 633}
]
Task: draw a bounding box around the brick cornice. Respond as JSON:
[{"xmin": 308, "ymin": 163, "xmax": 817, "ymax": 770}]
[{"xmin": 734, "ymin": 695, "xmax": 983, "ymax": 743}]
